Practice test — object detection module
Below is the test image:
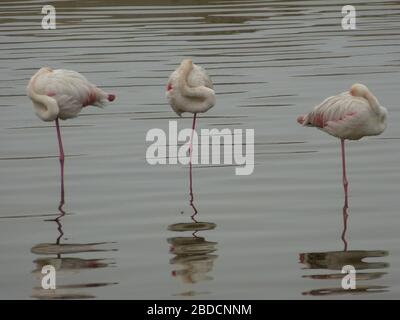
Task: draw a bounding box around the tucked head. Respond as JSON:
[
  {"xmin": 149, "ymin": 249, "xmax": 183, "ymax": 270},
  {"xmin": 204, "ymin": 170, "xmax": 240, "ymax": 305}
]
[{"xmin": 350, "ymin": 83, "xmax": 369, "ymax": 97}]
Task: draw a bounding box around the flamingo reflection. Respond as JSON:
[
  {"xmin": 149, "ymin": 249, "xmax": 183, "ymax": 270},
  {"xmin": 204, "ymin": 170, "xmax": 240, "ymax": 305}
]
[
  {"xmin": 31, "ymin": 159, "xmax": 117, "ymax": 299},
  {"xmin": 167, "ymin": 153, "xmax": 218, "ymax": 295},
  {"xmin": 168, "ymin": 218, "xmax": 217, "ymax": 288},
  {"xmin": 167, "ymin": 231, "xmax": 218, "ymax": 285},
  {"xmin": 299, "ymin": 192, "xmax": 389, "ymax": 296}
]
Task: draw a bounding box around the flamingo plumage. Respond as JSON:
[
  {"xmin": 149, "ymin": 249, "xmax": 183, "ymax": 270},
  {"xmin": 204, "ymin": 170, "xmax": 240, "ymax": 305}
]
[
  {"xmin": 297, "ymin": 83, "xmax": 388, "ymax": 206},
  {"xmin": 27, "ymin": 67, "xmax": 115, "ymax": 122},
  {"xmin": 27, "ymin": 67, "xmax": 116, "ymax": 198},
  {"xmin": 166, "ymin": 58, "xmax": 216, "ymax": 162},
  {"xmin": 166, "ymin": 58, "xmax": 216, "ymax": 137},
  {"xmin": 166, "ymin": 58, "xmax": 215, "ymax": 117}
]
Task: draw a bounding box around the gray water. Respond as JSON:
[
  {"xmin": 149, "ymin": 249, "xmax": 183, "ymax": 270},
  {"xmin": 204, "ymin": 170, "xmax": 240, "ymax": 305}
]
[{"xmin": 0, "ymin": 0, "xmax": 399, "ymax": 299}]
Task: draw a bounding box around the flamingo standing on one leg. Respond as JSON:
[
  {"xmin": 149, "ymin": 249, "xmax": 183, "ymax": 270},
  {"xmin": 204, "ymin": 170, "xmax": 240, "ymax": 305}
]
[
  {"xmin": 166, "ymin": 59, "xmax": 216, "ymax": 219},
  {"xmin": 297, "ymin": 83, "xmax": 388, "ymax": 207},
  {"xmin": 166, "ymin": 58, "xmax": 216, "ymax": 144},
  {"xmin": 27, "ymin": 67, "xmax": 116, "ymax": 198}
]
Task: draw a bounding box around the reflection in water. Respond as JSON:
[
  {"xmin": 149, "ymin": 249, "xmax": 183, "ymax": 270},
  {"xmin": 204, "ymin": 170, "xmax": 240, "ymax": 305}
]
[
  {"xmin": 300, "ymin": 193, "xmax": 389, "ymax": 296},
  {"xmin": 341, "ymin": 205, "xmax": 348, "ymax": 252},
  {"xmin": 301, "ymin": 285, "xmax": 388, "ymax": 297},
  {"xmin": 167, "ymin": 227, "xmax": 217, "ymax": 285},
  {"xmin": 167, "ymin": 151, "xmax": 218, "ymax": 295},
  {"xmin": 31, "ymin": 160, "xmax": 117, "ymax": 299},
  {"xmin": 1, "ymin": 0, "xmax": 398, "ymax": 300}
]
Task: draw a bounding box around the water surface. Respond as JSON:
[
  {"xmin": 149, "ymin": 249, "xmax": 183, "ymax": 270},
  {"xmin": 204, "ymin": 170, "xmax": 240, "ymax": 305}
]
[{"xmin": 0, "ymin": 0, "xmax": 399, "ymax": 299}]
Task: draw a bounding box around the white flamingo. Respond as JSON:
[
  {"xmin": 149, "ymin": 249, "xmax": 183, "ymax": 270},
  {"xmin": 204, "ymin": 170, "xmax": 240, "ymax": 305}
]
[
  {"xmin": 166, "ymin": 59, "xmax": 215, "ymax": 219},
  {"xmin": 166, "ymin": 59, "xmax": 215, "ymax": 149},
  {"xmin": 166, "ymin": 59, "xmax": 215, "ymax": 115},
  {"xmin": 27, "ymin": 67, "xmax": 116, "ymax": 196},
  {"xmin": 297, "ymin": 83, "xmax": 387, "ymax": 205}
]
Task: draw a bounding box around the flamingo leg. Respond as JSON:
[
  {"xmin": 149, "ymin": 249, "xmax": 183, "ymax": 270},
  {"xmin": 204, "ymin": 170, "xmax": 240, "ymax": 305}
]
[
  {"xmin": 189, "ymin": 160, "xmax": 198, "ymax": 222},
  {"xmin": 55, "ymin": 118, "xmax": 65, "ymax": 206},
  {"xmin": 189, "ymin": 113, "xmax": 197, "ymax": 164},
  {"xmin": 189, "ymin": 113, "xmax": 198, "ymax": 221},
  {"xmin": 341, "ymin": 138, "xmax": 349, "ymax": 208}
]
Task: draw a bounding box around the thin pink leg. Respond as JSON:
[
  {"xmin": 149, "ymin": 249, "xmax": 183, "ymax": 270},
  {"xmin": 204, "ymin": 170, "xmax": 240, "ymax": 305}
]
[
  {"xmin": 340, "ymin": 138, "xmax": 349, "ymax": 251},
  {"xmin": 55, "ymin": 118, "xmax": 65, "ymax": 206},
  {"xmin": 189, "ymin": 160, "xmax": 198, "ymax": 222},
  {"xmin": 189, "ymin": 113, "xmax": 197, "ymax": 164},
  {"xmin": 189, "ymin": 113, "xmax": 198, "ymax": 221},
  {"xmin": 341, "ymin": 138, "xmax": 349, "ymax": 208}
]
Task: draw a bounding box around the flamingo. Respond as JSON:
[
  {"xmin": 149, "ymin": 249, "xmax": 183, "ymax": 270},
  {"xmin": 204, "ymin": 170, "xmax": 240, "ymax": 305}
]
[
  {"xmin": 166, "ymin": 58, "xmax": 216, "ymax": 155},
  {"xmin": 27, "ymin": 67, "xmax": 116, "ymax": 199},
  {"xmin": 166, "ymin": 59, "xmax": 216, "ymax": 219},
  {"xmin": 297, "ymin": 83, "xmax": 388, "ymax": 206}
]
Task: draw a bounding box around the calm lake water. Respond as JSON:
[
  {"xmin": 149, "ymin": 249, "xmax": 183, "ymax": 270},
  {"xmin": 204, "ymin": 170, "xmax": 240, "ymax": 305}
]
[{"xmin": 0, "ymin": 0, "xmax": 399, "ymax": 299}]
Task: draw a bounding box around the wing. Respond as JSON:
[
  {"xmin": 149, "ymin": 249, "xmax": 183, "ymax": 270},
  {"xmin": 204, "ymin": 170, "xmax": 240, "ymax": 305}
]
[
  {"xmin": 304, "ymin": 93, "xmax": 368, "ymax": 128},
  {"xmin": 323, "ymin": 110, "xmax": 368, "ymax": 140},
  {"xmin": 35, "ymin": 69, "xmax": 96, "ymax": 119},
  {"xmin": 200, "ymin": 68, "xmax": 213, "ymax": 89},
  {"xmin": 300, "ymin": 92, "xmax": 372, "ymax": 139},
  {"xmin": 189, "ymin": 64, "xmax": 214, "ymax": 89},
  {"xmin": 45, "ymin": 69, "xmax": 94, "ymax": 104},
  {"xmin": 54, "ymin": 94, "xmax": 84, "ymax": 119}
]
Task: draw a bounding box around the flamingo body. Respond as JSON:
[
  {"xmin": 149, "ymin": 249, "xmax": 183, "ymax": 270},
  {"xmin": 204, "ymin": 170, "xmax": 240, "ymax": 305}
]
[
  {"xmin": 297, "ymin": 83, "xmax": 388, "ymax": 206},
  {"xmin": 297, "ymin": 83, "xmax": 387, "ymax": 140},
  {"xmin": 27, "ymin": 67, "xmax": 115, "ymax": 121},
  {"xmin": 26, "ymin": 67, "xmax": 116, "ymax": 192},
  {"xmin": 166, "ymin": 59, "xmax": 215, "ymax": 116}
]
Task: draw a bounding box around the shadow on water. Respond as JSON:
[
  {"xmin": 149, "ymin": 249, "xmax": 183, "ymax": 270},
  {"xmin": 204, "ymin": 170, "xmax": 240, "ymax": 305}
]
[
  {"xmin": 299, "ymin": 191, "xmax": 389, "ymax": 297},
  {"xmin": 167, "ymin": 149, "xmax": 218, "ymax": 296},
  {"xmin": 30, "ymin": 157, "xmax": 118, "ymax": 299}
]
